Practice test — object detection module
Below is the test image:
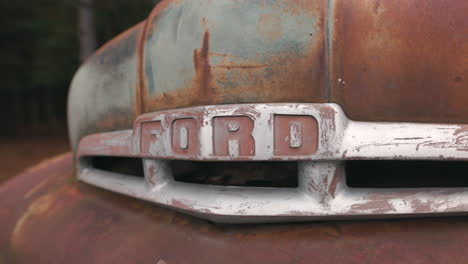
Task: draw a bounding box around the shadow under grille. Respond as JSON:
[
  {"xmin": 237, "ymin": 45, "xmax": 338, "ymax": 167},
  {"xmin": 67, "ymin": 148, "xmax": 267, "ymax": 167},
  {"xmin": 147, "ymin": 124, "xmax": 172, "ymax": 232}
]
[
  {"xmin": 171, "ymin": 161, "xmax": 298, "ymax": 188},
  {"xmin": 346, "ymin": 160, "xmax": 468, "ymax": 188},
  {"xmin": 88, "ymin": 156, "xmax": 144, "ymax": 178}
]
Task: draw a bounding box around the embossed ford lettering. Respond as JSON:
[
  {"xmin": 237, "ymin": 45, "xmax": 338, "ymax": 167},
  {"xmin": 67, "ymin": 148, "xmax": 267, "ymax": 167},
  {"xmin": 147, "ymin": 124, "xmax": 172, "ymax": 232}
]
[
  {"xmin": 77, "ymin": 104, "xmax": 468, "ymax": 222},
  {"xmin": 130, "ymin": 105, "xmax": 321, "ymax": 160}
]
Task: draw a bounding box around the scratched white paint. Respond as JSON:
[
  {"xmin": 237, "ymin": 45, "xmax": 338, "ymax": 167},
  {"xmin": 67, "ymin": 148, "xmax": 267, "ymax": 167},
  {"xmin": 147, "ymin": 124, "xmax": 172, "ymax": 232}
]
[
  {"xmin": 289, "ymin": 122, "xmax": 302, "ymax": 148},
  {"xmin": 228, "ymin": 139, "xmax": 239, "ymax": 158},
  {"xmin": 179, "ymin": 126, "xmax": 188, "ymax": 149},
  {"xmin": 77, "ymin": 103, "xmax": 468, "ymax": 223},
  {"xmin": 341, "ymin": 121, "xmax": 468, "ymax": 160}
]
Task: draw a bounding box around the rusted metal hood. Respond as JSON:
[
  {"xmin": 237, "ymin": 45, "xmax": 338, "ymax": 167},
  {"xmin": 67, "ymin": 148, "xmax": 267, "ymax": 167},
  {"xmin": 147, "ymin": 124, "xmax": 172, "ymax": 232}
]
[{"xmin": 68, "ymin": 0, "xmax": 468, "ymax": 149}]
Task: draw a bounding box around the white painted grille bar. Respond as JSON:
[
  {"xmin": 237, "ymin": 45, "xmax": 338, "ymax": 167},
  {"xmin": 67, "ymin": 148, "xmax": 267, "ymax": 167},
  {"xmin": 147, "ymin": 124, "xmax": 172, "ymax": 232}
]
[{"xmin": 77, "ymin": 103, "xmax": 468, "ymax": 223}]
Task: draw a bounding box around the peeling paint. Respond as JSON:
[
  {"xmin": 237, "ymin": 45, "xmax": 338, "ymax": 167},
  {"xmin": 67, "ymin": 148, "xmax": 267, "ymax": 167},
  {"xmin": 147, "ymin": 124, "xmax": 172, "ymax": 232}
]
[{"xmin": 77, "ymin": 103, "xmax": 468, "ymax": 223}]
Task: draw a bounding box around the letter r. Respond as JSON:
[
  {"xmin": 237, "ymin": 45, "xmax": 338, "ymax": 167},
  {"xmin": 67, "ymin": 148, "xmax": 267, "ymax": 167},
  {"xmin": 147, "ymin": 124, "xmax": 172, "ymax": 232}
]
[{"xmin": 213, "ymin": 116, "xmax": 255, "ymax": 158}]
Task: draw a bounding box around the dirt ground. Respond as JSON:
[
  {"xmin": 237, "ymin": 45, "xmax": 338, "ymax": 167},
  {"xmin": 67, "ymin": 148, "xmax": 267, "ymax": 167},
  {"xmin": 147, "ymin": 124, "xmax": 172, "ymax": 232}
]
[{"xmin": 0, "ymin": 136, "xmax": 70, "ymax": 183}]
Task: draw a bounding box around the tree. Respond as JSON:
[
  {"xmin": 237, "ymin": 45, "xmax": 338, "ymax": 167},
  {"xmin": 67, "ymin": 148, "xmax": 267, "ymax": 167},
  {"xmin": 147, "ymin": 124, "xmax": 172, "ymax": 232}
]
[
  {"xmin": 0, "ymin": 0, "xmax": 157, "ymax": 136},
  {"xmin": 78, "ymin": 0, "xmax": 97, "ymax": 62}
]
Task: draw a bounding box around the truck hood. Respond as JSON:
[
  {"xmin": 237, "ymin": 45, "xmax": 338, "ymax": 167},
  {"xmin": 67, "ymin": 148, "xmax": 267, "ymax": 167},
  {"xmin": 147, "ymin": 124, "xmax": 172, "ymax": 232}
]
[{"xmin": 68, "ymin": 0, "xmax": 468, "ymax": 149}]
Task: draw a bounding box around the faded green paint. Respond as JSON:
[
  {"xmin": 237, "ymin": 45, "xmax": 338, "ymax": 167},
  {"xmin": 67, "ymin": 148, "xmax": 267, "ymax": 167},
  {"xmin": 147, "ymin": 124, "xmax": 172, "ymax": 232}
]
[
  {"xmin": 143, "ymin": 0, "xmax": 320, "ymax": 97},
  {"xmin": 68, "ymin": 23, "xmax": 143, "ymax": 149}
]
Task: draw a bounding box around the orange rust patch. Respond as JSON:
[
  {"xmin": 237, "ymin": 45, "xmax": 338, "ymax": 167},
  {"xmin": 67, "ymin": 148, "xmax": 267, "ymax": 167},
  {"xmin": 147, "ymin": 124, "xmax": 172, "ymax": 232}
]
[
  {"xmin": 192, "ymin": 30, "xmax": 215, "ymax": 105},
  {"xmin": 170, "ymin": 198, "xmax": 219, "ymax": 214},
  {"xmin": 64, "ymin": 186, "xmax": 82, "ymax": 198},
  {"xmin": 136, "ymin": 16, "xmax": 149, "ymax": 116},
  {"xmin": 454, "ymin": 125, "xmax": 468, "ymax": 136},
  {"xmin": 139, "ymin": 0, "xmax": 328, "ymax": 113},
  {"xmin": 328, "ymin": 168, "xmax": 342, "ymax": 199},
  {"xmin": 410, "ymin": 199, "xmax": 433, "ymax": 212},
  {"xmin": 331, "ymin": 0, "xmax": 468, "ymax": 124},
  {"xmin": 212, "ymin": 64, "xmax": 267, "ymax": 70},
  {"xmin": 141, "ymin": 29, "xmax": 224, "ymax": 112},
  {"xmin": 350, "ymin": 200, "xmax": 395, "ymax": 214},
  {"xmin": 171, "ymin": 199, "xmax": 193, "ymax": 211},
  {"xmin": 257, "ymin": 13, "xmax": 283, "ymax": 42}
]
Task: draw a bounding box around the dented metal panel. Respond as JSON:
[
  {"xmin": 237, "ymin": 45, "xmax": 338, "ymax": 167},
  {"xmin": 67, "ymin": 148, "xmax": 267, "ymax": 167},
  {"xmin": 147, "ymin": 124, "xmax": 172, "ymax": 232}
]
[{"xmin": 77, "ymin": 103, "xmax": 468, "ymax": 223}]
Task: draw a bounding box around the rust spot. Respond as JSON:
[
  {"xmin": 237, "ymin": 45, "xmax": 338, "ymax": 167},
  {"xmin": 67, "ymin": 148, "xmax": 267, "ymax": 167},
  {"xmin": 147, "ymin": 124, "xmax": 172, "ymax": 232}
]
[
  {"xmin": 372, "ymin": 0, "xmax": 382, "ymax": 15},
  {"xmin": 211, "ymin": 64, "xmax": 267, "ymax": 70},
  {"xmin": 141, "ymin": 28, "xmax": 222, "ymax": 113},
  {"xmin": 138, "ymin": 0, "xmax": 328, "ymax": 114},
  {"xmin": 232, "ymin": 106, "xmax": 261, "ymax": 119},
  {"xmin": 274, "ymin": 115, "xmax": 318, "ymax": 156},
  {"xmin": 454, "ymin": 125, "xmax": 468, "ymax": 136},
  {"xmin": 201, "ymin": 17, "xmax": 209, "ymax": 31},
  {"xmin": 331, "ymin": 0, "xmax": 468, "ymax": 124},
  {"xmin": 208, "ymin": 52, "xmax": 236, "ymax": 58},
  {"xmin": 137, "ymin": 0, "xmax": 187, "ymax": 113},
  {"xmin": 393, "ymin": 137, "xmax": 426, "ymax": 140},
  {"xmin": 192, "ymin": 30, "xmax": 214, "ymax": 104},
  {"xmin": 350, "ymin": 200, "xmax": 395, "ymax": 214},
  {"xmin": 171, "ymin": 198, "xmax": 193, "ymax": 211},
  {"xmin": 308, "ymin": 181, "xmax": 319, "ymax": 192},
  {"xmin": 257, "ymin": 13, "xmax": 283, "ymax": 42},
  {"xmin": 136, "ymin": 19, "xmax": 149, "ymax": 116},
  {"xmin": 410, "ymin": 199, "xmax": 432, "ymax": 212},
  {"xmin": 328, "ymin": 168, "xmax": 342, "ymax": 199},
  {"xmin": 341, "ymin": 150, "xmax": 348, "ymax": 159},
  {"xmin": 317, "ymin": 105, "xmax": 336, "ymax": 130},
  {"xmin": 170, "ymin": 199, "xmax": 216, "ymax": 214},
  {"xmin": 148, "ymin": 166, "xmax": 156, "ymax": 186}
]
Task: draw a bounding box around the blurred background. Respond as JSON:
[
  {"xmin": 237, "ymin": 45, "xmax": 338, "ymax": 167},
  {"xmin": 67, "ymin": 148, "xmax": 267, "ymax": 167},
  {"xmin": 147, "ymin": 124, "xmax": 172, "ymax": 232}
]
[{"xmin": 0, "ymin": 0, "xmax": 159, "ymax": 180}]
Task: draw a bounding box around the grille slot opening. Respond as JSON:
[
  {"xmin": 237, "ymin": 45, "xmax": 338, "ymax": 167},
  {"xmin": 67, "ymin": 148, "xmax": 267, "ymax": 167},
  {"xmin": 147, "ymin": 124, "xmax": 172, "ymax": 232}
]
[
  {"xmin": 346, "ymin": 160, "xmax": 468, "ymax": 188},
  {"xmin": 171, "ymin": 161, "xmax": 298, "ymax": 188},
  {"xmin": 87, "ymin": 156, "xmax": 144, "ymax": 178}
]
